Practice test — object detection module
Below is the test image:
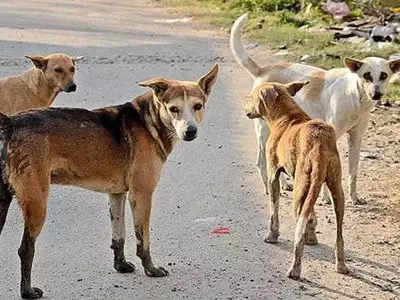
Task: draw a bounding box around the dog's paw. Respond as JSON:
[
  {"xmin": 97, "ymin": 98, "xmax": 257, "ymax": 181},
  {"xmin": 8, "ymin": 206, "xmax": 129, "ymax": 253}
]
[
  {"xmin": 144, "ymin": 266, "xmax": 169, "ymax": 277},
  {"xmin": 352, "ymin": 196, "xmax": 367, "ymax": 205},
  {"xmin": 21, "ymin": 287, "xmax": 43, "ymax": 299},
  {"xmin": 264, "ymin": 231, "xmax": 279, "ymax": 244},
  {"xmin": 304, "ymin": 232, "xmax": 318, "ymax": 246},
  {"xmin": 114, "ymin": 260, "xmax": 135, "ymax": 273},
  {"xmin": 286, "ymin": 267, "xmax": 301, "ymax": 280},
  {"xmin": 336, "ymin": 263, "xmax": 349, "ymax": 274}
]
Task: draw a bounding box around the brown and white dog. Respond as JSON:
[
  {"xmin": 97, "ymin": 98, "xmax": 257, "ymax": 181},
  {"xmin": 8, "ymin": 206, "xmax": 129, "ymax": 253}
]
[
  {"xmin": 0, "ymin": 53, "xmax": 82, "ymax": 115},
  {"xmin": 231, "ymin": 14, "xmax": 400, "ymax": 205},
  {"xmin": 0, "ymin": 64, "xmax": 218, "ymax": 299},
  {"xmin": 245, "ymin": 81, "xmax": 348, "ymax": 280}
]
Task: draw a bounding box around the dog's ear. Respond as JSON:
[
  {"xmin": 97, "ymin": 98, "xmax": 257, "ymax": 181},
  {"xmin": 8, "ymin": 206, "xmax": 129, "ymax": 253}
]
[
  {"xmin": 198, "ymin": 64, "xmax": 219, "ymax": 96},
  {"xmin": 285, "ymin": 81, "xmax": 309, "ymax": 97},
  {"xmin": 139, "ymin": 78, "xmax": 169, "ymax": 98},
  {"xmin": 344, "ymin": 57, "xmax": 363, "ymax": 73},
  {"xmin": 72, "ymin": 56, "xmax": 84, "ymax": 64},
  {"xmin": 259, "ymin": 85, "xmax": 278, "ymax": 102},
  {"xmin": 25, "ymin": 55, "xmax": 48, "ymax": 70},
  {"xmin": 389, "ymin": 59, "xmax": 400, "ymax": 73}
]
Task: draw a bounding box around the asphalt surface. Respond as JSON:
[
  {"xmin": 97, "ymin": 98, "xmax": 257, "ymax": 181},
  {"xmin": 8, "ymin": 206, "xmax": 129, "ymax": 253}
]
[{"xmin": 0, "ymin": 1, "xmax": 393, "ymax": 300}]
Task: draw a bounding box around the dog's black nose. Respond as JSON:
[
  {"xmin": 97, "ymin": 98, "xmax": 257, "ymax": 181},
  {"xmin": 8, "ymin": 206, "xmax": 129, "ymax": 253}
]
[
  {"xmin": 372, "ymin": 92, "xmax": 382, "ymax": 100},
  {"xmin": 183, "ymin": 125, "xmax": 197, "ymax": 141},
  {"xmin": 246, "ymin": 112, "xmax": 252, "ymax": 117},
  {"xmin": 65, "ymin": 82, "xmax": 77, "ymax": 93}
]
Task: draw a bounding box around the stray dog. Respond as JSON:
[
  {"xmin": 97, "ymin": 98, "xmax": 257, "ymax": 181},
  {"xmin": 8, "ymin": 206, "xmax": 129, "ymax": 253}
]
[
  {"xmin": 0, "ymin": 64, "xmax": 218, "ymax": 299},
  {"xmin": 245, "ymin": 81, "xmax": 349, "ymax": 280},
  {"xmin": 231, "ymin": 13, "xmax": 400, "ymax": 205},
  {"xmin": 0, "ymin": 53, "xmax": 83, "ymax": 115}
]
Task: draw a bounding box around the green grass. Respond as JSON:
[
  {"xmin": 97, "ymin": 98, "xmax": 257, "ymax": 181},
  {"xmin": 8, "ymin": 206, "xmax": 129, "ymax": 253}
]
[{"xmin": 158, "ymin": 0, "xmax": 400, "ymax": 101}]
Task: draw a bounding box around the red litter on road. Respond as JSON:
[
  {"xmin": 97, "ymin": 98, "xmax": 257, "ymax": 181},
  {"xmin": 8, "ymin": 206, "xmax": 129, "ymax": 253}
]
[{"xmin": 212, "ymin": 227, "xmax": 230, "ymax": 234}]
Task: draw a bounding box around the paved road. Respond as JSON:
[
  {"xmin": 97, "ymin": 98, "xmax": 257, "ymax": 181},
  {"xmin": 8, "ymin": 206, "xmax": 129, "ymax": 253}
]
[{"xmin": 0, "ymin": 1, "xmax": 395, "ymax": 300}]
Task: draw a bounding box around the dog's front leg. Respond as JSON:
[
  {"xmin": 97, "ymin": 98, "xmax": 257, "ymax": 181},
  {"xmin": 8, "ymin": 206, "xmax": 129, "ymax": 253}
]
[
  {"xmin": 254, "ymin": 119, "xmax": 270, "ymax": 194},
  {"xmin": 254, "ymin": 119, "xmax": 293, "ymax": 192},
  {"xmin": 264, "ymin": 173, "xmax": 280, "ymax": 243},
  {"xmin": 348, "ymin": 123, "xmax": 368, "ymax": 205},
  {"xmin": 128, "ymin": 189, "xmax": 168, "ymax": 277},
  {"xmin": 109, "ymin": 193, "xmax": 135, "ymax": 273}
]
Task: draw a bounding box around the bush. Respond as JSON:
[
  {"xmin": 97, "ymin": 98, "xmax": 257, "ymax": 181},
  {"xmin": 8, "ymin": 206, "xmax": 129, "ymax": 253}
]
[{"xmin": 228, "ymin": 0, "xmax": 301, "ymax": 13}]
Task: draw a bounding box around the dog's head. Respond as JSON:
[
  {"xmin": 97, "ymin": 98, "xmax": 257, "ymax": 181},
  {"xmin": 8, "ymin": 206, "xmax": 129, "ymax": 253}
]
[
  {"xmin": 25, "ymin": 54, "xmax": 83, "ymax": 93},
  {"xmin": 344, "ymin": 57, "xmax": 400, "ymax": 102},
  {"xmin": 245, "ymin": 81, "xmax": 309, "ymax": 120},
  {"xmin": 139, "ymin": 64, "xmax": 219, "ymax": 141}
]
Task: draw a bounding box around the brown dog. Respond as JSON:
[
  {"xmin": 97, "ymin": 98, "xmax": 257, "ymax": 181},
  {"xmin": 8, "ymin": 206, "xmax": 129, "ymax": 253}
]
[
  {"xmin": 0, "ymin": 53, "xmax": 82, "ymax": 115},
  {"xmin": 0, "ymin": 64, "xmax": 218, "ymax": 299},
  {"xmin": 245, "ymin": 81, "xmax": 349, "ymax": 280}
]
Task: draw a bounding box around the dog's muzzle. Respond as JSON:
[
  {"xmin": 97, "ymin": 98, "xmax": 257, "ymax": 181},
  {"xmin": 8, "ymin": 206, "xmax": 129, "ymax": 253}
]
[
  {"xmin": 183, "ymin": 125, "xmax": 197, "ymax": 141},
  {"xmin": 64, "ymin": 82, "xmax": 77, "ymax": 93},
  {"xmin": 246, "ymin": 112, "xmax": 256, "ymax": 119},
  {"xmin": 372, "ymin": 91, "xmax": 383, "ymax": 101}
]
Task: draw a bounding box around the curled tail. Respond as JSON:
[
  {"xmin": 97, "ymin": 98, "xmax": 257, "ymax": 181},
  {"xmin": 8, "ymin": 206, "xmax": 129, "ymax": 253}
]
[{"xmin": 230, "ymin": 13, "xmax": 262, "ymax": 79}]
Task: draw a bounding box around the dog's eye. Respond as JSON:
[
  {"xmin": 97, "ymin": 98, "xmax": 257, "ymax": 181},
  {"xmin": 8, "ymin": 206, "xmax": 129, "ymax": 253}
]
[
  {"xmin": 193, "ymin": 103, "xmax": 203, "ymax": 111},
  {"xmin": 169, "ymin": 106, "xmax": 179, "ymax": 113},
  {"xmin": 380, "ymin": 72, "xmax": 388, "ymax": 81},
  {"xmin": 55, "ymin": 68, "xmax": 63, "ymax": 73},
  {"xmin": 70, "ymin": 67, "xmax": 75, "ymax": 73},
  {"xmin": 363, "ymin": 72, "xmax": 373, "ymax": 82}
]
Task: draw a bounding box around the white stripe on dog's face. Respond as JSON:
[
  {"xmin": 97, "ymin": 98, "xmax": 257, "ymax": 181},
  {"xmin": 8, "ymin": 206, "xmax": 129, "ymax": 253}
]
[{"xmin": 165, "ymin": 89, "xmax": 205, "ymax": 142}]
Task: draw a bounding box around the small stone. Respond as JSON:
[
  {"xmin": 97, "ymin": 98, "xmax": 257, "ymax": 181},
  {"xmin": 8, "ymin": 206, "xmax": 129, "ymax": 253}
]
[
  {"xmin": 300, "ymin": 55, "xmax": 311, "ymax": 62},
  {"xmin": 299, "ymin": 285, "xmax": 307, "ymax": 290}
]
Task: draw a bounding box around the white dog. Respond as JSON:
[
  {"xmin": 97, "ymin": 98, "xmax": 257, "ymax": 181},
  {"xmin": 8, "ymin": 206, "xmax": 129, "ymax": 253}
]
[{"xmin": 231, "ymin": 13, "xmax": 400, "ymax": 205}]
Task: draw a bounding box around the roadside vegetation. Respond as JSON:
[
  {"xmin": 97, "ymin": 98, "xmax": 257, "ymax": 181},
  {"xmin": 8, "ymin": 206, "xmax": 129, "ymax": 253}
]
[{"xmin": 158, "ymin": 0, "xmax": 400, "ymax": 101}]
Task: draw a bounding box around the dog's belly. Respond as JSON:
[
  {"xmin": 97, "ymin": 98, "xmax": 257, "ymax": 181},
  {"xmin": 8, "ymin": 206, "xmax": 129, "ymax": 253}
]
[{"xmin": 51, "ymin": 169, "xmax": 128, "ymax": 194}]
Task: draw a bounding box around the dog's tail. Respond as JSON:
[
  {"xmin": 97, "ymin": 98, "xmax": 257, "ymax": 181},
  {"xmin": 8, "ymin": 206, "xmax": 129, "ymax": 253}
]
[
  {"xmin": 294, "ymin": 152, "xmax": 327, "ymax": 218},
  {"xmin": 0, "ymin": 112, "xmax": 12, "ymax": 235},
  {"xmin": 230, "ymin": 13, "xmax": 262, "ymax": 79}
]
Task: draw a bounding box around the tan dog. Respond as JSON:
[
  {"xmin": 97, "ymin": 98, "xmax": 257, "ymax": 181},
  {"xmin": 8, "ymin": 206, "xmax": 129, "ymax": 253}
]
[
  {"xmin": 0, "ymin": 53, "xmax": 82, "ymax": 115},
  {"xmin": 0, "ymin": 64, "xmax": 218, "ymax": 299},
  {"xmin": 245, "ymin": 81, "xmax": 349, "ymax": 280}
]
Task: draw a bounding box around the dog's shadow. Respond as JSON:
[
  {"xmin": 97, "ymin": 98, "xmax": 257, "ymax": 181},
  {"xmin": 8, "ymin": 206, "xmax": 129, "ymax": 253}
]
[{"xmin": 272, "ymin": 238, "xmax": 400, "ymax": 299}]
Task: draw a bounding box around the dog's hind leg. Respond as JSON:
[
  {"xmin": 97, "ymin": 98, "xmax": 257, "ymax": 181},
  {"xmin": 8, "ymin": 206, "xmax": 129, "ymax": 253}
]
[
  {"xmin": 265, "ymin": 172, "xmax": 280, "ymax": 243},
  {"xmin": 16, "ymin": 171, "xmax": 49, "ymax": 299},
  {"xmin": 0, "ymin": 180, "xmax": 12, "ymax": 235},
  {"xmin": 288, "ymin": 169, "xmax": 321, "ymax": 280},
  {"xmin": 326, "ymin": 161, "xmax": 349, "ymax": 274},
  {"xmin": 108, "ymin": 193, "xmax": 135, "ymax": 273},
  {"xmin": 348, "ymin": 123, "xmax": 368, "ymax": 205}
]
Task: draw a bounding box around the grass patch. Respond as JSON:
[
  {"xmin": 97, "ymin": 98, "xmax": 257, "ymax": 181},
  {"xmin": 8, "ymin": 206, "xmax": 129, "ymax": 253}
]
[{"xmin": 158, "ymin": 0, "xmax": 400, "ymax": 100}]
